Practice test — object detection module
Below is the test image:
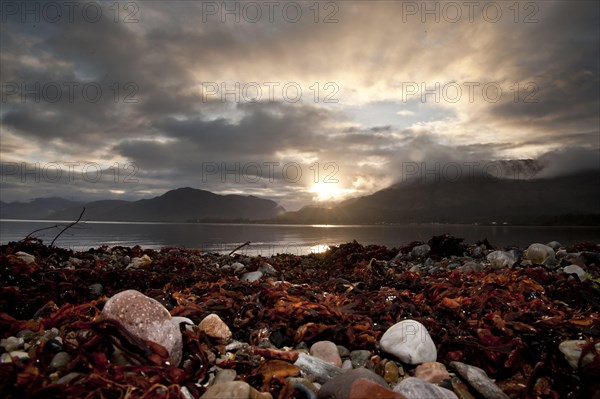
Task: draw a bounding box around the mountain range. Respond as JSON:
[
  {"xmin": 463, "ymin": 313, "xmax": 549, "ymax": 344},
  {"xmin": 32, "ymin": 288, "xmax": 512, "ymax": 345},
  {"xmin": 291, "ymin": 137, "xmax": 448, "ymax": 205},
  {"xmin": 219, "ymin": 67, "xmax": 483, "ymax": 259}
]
[{"xmin": 1, "ymin": 171, "xmax": 599, "ymax": 225}]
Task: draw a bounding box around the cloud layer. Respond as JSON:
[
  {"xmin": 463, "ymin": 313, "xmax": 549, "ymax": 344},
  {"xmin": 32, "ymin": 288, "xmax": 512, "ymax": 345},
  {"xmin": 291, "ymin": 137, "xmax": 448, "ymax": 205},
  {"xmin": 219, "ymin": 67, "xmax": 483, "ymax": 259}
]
[{"xmin": 1, "ymin": 1, "xmax": 598, "ymax": 209}]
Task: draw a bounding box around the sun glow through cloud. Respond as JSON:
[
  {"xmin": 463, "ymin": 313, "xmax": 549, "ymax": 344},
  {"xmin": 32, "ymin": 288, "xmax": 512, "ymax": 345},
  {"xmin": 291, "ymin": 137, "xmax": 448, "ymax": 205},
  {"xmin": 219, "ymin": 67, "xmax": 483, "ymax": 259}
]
[{"xmin": 310, "ymin": 182, "xmax": 355, "ymax": 203}]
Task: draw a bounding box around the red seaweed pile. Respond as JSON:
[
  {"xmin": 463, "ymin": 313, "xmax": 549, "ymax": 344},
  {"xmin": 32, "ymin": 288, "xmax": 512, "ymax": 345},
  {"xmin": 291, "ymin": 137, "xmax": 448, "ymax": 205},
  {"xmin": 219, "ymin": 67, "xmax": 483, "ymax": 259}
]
[{"xmin": 1, "ymin": 236, "xmax": 599, "ymax": 398}]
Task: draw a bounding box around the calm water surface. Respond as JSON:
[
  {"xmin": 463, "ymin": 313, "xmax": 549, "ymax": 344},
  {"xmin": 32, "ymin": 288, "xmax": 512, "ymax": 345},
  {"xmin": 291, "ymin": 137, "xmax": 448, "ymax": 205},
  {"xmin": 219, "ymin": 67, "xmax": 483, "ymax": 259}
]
[{"xmin": 1, "ymin": 220, "xmax": 599, "ymax": 255}]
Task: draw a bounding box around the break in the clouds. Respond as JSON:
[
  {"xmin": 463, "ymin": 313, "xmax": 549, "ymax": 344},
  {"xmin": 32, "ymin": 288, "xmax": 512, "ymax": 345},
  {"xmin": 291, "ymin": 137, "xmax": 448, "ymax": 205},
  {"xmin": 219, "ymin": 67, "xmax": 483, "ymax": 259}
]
[{"xmin": 1, "ymin": 0, "xmax": 598, "ymax": 210}]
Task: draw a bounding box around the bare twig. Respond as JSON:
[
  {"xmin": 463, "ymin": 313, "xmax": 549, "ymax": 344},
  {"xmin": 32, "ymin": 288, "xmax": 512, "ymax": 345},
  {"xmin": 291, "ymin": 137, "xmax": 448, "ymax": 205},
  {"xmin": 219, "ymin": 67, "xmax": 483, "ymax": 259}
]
[
  {"xmin": 24, "ymin": 224, "xmax": 62, "ymax": 240},
  {"xmin": 50, "ymin": 207, "xmax": 86, "ymax": 247},
  {"xmin": 229, "ymin": 241, "xmax": 251, "ymax": 256}
]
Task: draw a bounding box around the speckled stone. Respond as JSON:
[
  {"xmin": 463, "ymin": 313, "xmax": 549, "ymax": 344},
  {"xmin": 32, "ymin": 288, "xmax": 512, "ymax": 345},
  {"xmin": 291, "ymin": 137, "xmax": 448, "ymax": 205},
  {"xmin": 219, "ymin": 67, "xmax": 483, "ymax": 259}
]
[
  {"xmin": 198, "ymin": 314, "xmax": 232, "ymax": 344},
  {"xmin": 101, "ymin": 289, "xmax": 182, "ymax": 366}
]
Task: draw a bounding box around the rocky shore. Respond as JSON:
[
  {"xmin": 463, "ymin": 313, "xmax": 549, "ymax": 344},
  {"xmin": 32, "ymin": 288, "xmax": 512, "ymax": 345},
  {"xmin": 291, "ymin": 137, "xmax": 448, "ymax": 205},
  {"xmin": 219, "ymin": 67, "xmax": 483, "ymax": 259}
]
[{"xmin": 1, "ymin": 236, "xmax": 599, "ymax": 398}]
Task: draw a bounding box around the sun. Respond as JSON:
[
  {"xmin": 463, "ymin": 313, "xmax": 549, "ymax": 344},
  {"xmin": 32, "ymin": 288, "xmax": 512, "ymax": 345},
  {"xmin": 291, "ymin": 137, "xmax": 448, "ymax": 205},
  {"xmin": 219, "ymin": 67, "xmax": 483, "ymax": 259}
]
[{"xmin": 310, "ymin": 182, "xmax": 353, "ymax": 202}]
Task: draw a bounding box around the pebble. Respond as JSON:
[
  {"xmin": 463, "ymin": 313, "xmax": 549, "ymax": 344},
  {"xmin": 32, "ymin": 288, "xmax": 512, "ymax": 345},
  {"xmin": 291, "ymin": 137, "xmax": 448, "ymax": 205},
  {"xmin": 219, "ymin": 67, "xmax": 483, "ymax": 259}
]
[
  {"xmin": 211, "ymin": 368, "xmax": 237, "ymax": 385},
  {"xmin": 310, "ymin": 341, "xmax": 342, "ymax": 367},
  {"xmin": 258, "ymin": 263, "xmax": 278, "ymax": 276},
  {"xmin": 126, "ymin": 254, "xmax": 152, "ymax": 269},
  {"xmin": 16, "ymin": 251, "xmax": 36, "ymax": 264},
  {"xmin": 394, "ymin": 377, "xmax": 458, "ymax": 399},
  {"xmin": 450, "ymin": 361, "xmax": 508, "ymax": 399},
  {"xmin": 1, "ymin": 336, "xmax": 24, "ymax": 352},
  {"xmin": 472, "ymin": 246, "xmax": 484, "ymax": 258},
  {"xmin": 231, "ymin": 262, "xmax": 246, "ymax": 273},
  {"xmin": 181, "ymin": 386, "xmax": 194, "ymax": 399},
  {"xmin": 89, "ymin": 283, "xmax": 103, "ymax": 295},
  {"xmin": 350, "ymin": 350, "xmax": 371, "ymax": 368},
  {"xmin": 546, "ymin": 241, "xmax": 562, "ymax": 251},
  {"xmin": 337, "ymin": 345, "xmax": 350, "ymax": 358},
  {"xmin": 414, "ymin": 362, "xmax": 450, "ymax": 384},
  {"xmin": 288, "ymin": 377, "xmax": 320, "ymax": 395},
  {"xmin": 240, "ymin": 271, "xmax": 263, "ymax": 282},
  {"xmin": 459, "ymin": 262, "xmax": 483, "ymax": 273},
  {"xmin": 379, "ymin": 320, "xmax": 437, "ymax": 365},
  {"xmin": 101, "ymin": 289, "xmax": 183, "ymax": 366},
  {"xmin": 558, "ymin": 340, "xmax": 600, "ymax": 369},
  {"xmin": 317, "ymin": 368, "xmax": 389, "ymax": 399},
  {"xmin": 382, "ymin": 360, "xmax": 400, "ymax": 384},
  {"xmin": 408, "ymin": 264, "xmax": 421, "ymax": 273},
  {"xmin": 556, "ymin": 249, "xmax": 568, "ymax": 259},
  {"xmin": 198, "ymin": 314, "xmax": 233, "ymax": 344},
  {"xmin": 342, "ymin": 359, "xmax": 353, "ymax": 370},
  {"xmin": 411, "ymin": 244, "xmax": 431, "ymax": 259},
  {"xmin": 294, "ymin": 353, "xmax": 343, "ymax": 384},
  {"xmin": 200, "ymin": 381, "xmax": 272, "ymax": 399},
  {"xmin": 486, "ymin": 251, "xmax": 516, "ymax": 270},
  {"xmin": 3, "ymin": 351, "xmax": 30, "ymax": 362},
  {"xmin": 524, "ymin": 243, "xmax": 555, "ymax": 264},
  {"xmin": 49, "ymin": 351, "xmax": 72, "ymax": 371},
  {"xmin": 225, "ymin": 341, "xmax": 248, "ymax": 352},
  {"xmin": 562, "ymin": 265, "xmax": 587, "ymax": 281},
  {"xmin": 450, "ymin": 376, "xmax": 477, "ymax": 399},
  {"xmin": 45, "ymin": 338, "xmax": 64, "ymax": 353}
]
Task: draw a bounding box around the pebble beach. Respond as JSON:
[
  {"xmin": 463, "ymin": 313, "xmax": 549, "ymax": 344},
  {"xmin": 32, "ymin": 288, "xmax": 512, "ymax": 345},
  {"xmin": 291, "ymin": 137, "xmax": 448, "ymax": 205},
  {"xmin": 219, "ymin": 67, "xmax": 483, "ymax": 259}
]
[{"xmin": 1, "ymin": 235, "xmax": 599, "ymax": 398}]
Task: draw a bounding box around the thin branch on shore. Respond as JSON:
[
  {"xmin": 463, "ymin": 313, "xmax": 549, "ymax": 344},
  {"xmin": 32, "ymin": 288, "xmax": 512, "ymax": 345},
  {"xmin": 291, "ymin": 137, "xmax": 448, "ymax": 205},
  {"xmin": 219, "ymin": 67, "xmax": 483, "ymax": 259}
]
[
  {"xmin": 229, "ymin": 241, "xmax": 251, "ymax": 256},
  {"xmin": 50, "ymin": 207, "xmax": 86, "ymax": 247},
  {"xmin": 24, "ymin": 224, "xmax": 62, "ymax": 240}
]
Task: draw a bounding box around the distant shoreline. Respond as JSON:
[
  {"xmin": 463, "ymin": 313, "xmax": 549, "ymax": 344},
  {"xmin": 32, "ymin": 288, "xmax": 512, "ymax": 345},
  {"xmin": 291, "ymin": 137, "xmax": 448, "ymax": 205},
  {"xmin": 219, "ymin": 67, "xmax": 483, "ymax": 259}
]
[{"xmin": 2, "ymin": 218, "xmax": 600, "ymax": 228}]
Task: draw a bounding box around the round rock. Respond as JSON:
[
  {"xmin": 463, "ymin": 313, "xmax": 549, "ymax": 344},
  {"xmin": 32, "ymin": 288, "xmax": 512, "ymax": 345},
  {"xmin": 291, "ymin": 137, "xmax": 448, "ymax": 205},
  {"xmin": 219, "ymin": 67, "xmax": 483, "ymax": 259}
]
[
  {"xmin": 310, "ymin": 340, "xmax": 342, "ymax": 367},
  {"xmin": 379, "ymin": 320, "xmax": 437, "ymax": 365},
  {"xmin": 101, "ymin": 289, "xmax": 182, "ymax": 366},
  {"xmin": 525, "ymin": 243, "xmax": 555, "ymax": 264},
  {"xmin": 198, "ymin": 314, "xmax": 232, "ymax": 344}
]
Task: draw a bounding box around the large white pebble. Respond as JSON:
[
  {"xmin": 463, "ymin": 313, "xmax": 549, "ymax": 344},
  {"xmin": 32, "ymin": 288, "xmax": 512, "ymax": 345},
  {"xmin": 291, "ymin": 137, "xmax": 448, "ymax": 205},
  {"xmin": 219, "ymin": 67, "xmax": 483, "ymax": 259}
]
[{"xmin": 380, "ymin": 320, "xmax": 437, "ymax": 365}]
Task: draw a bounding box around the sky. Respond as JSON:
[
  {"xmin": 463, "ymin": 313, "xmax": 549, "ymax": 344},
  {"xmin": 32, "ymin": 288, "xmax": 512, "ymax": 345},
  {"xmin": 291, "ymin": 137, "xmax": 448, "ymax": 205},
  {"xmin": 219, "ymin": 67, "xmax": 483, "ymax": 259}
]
[{"xmin": 1, "ymin": 0, "xmax": 599, "ymax": 211}]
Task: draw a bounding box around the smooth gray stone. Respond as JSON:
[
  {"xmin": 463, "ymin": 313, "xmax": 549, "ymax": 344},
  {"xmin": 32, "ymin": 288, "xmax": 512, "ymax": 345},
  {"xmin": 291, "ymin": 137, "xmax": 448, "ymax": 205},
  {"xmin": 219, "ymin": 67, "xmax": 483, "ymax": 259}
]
[
  {"xmin": 294, "ymin": 353, "xmax": 343, "ymax": 384},
  {"xmin": 411, "ymin": 244, "xmax": 431, "ymax": 259},
  {"xmin": 350, "ymin": 350, "xmax": 371, "ymax": 368},
  {"xmin": 240, "ymin": 271, "xmax": 263, "ymax": 282},
  {"xmin": 486, "ymin": 251, "xmax": 516, "ymax": 270},
  {"xmin": 394, "ymin": 377, "xmax": 458, "ymax": 399},
  {"xmin": 212, "ymin": 368, "xmax": 237, "ymax": 385},
  {"xmin": 49, "ymin": 351, "xmax": 72, "ymax": 371},
  {"xmin": 563, "ymin": 265, "xmax": 586, "ymax": 281},
  {"xmin": 336, "ymin": 345, "xmax": 350, "ymax": 358},
  {"xmin": 450, "ymin": 361, "xmax": 508, "ymax": 399},
  {"xmin": 231, "ymin": 262, "xmax": 246, "ymax": 273},
  {"xmin": 258, "ymin": 263, "xmax": 278, "ymax": 275}
]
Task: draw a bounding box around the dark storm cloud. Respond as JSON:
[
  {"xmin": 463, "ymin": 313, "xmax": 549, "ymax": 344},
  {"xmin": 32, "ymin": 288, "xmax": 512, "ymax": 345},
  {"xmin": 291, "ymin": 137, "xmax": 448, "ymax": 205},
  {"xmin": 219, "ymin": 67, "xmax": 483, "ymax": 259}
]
[
  {"xmin": 470, "ymin": 1, "xmax": 599, "ymax": 136},
  {"xmin": 1, "ymin": 0, "xmax": 598, "ymax": 208}
]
